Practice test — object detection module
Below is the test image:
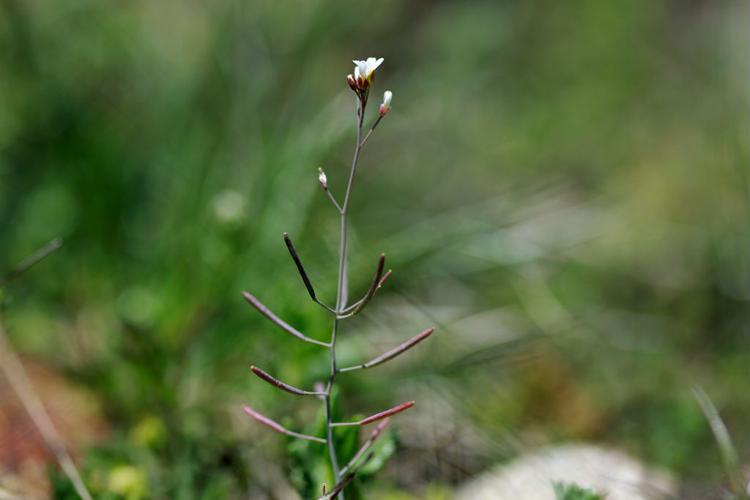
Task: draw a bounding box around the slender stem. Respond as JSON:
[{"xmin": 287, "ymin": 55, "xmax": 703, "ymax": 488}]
[
  {"xmin": 337, "ymin": 365, "xmax": 361, "ymax": 373},
  {"xmin": 2, "ymin": 238, "xmax": 62, "ymax": 284},
  {"xmin": 325, "ymin": 189, "xmax": 343, "ymax": 214},
  {"xmin": 343, "ymin": 103, "xmax": 366, "ymax": 213},
  {"xmin": 359, "ymin": 115, "xmax": 383, "ymax": 149},
  {"xmin": 324, "ymin": 97, "xmax": 366, "ymax": 498},
  {"xmin": 325, "ymin": 320, "xmax": 341, "ymax": 480},
  {"xmin": 338, "ymin": 419, "xmax": 390, "ymax": 477}
]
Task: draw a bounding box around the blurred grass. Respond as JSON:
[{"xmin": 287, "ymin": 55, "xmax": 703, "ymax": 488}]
[{"xmin": 1, "ymin": 0, "xmax": 750, "ymax": 497}]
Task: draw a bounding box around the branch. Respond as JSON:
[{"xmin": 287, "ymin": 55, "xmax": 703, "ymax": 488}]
[
  {"xmin": 2, "ymin": 238, "xmax": 62, "ymax": 284},
  {"xmin": 250, "ymin": 366, "xmax": 326, "ymax": 396},
  {"xmin": 322, "ymin": 182, "xmax": 343, "ymax": 214},
  {"xmin": 339, "ymin": 327, "xmax": 434, "ymax": 373},
  {"xmin": 242, "ymin": 292, "xmax": 330, "ymax": 347},
  {"xmin": 337, "ymin": 254, "xmax": 386, "ymax": 318},
  {"xmin": 326, "ymin": 190, "xmax": 343, "ymax": 213},
  {"xmin": 330, "ymin": 401, "xmax": 414, "ymax": 427},
  {"xmin": 359, "ymin": 115, "xmax": 384, "ymax": 148},
  {"xmin": 243, "ymin": 405, "xmax": 326, "ymax": 443},
  {"xmin": 283, "ymin": 233, "xmax": 336, "ymax": 314}
]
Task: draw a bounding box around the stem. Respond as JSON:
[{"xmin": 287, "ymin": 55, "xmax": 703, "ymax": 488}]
[
  {"xmin": 359, "ymin": 115, "xmax": 383, "ymax": 149},
  {"xmin": 325, "ymin": 188, "xmax": 343, "ymax": 214},
  {"xmin": 325, "ymin": 320, "xmax": 341, "ymax": 481},
  {"xmin": 325, "ymin": 97, "xmax": 366, "ymax": 498},
  {"xmin": 2, "ymin": 238, "xmax": 62, "ymax": 284},
  {"xmin": 338, "ymin": 419, "xmax": 390, "ymax": 478}
]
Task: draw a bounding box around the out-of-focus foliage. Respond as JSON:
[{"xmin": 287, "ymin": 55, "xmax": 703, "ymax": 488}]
[
  {"xmin": 1, "ymin": 0, "xmax": 749, "ymax": 497},
  {"xmin": 553, "ymin": 482, "xmax": 604, "ymax": 500},
  {"xmin": 286, "ymin": 390, "xmax": 396, "ymax": 499}
]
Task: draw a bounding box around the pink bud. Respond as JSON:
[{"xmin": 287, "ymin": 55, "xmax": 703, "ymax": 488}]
[{"xmin": 379, "ymin": 90, "xmax": 392, "ymax": 116}]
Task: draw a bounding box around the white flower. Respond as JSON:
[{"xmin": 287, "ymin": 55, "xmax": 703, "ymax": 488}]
[
  {"xmin": 318, "ymin": 167, "xmax": 328, "ymax": 189},
  {"xmin": 348, "ymin": 57, "xmax": 384, "ymax": 93},
  {"xmin": 382, "ymin": 90, "xmax": 392, "ymax": 107},
  {"xmin": 379, "ymin": 90, "xmax": 392, "ymax": 116},
  {"xmin": 353, "ymin": 61, "xmax": 365, "ymax": 80},
  {"xmin": 352, "ymin": 57, "xmax": 383, "ymax": 81}
]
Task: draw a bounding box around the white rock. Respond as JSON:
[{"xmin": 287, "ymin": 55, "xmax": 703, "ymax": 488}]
[{"xmin": 455, "ymin": 444, "xmax": 676, "ymax": 500}]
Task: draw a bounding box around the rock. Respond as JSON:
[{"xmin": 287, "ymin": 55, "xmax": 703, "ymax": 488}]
[{"xmin": 455, "ymin": 444, "xmax": 676, "ymax": 500}]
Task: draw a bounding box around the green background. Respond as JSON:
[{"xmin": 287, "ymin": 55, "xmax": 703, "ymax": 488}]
[{"xmin": 1, "ymin": 0, "xmax": 749, "ymax": 497}]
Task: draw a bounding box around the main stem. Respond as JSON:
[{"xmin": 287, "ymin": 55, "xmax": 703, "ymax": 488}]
[{"xmin": 325, "ymin": 98, "xmax": 365, "ymax": 495}]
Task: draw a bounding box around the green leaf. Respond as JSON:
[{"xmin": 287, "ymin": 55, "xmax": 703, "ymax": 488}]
[
  {"xmin": 356, "ymin": 429, "xmax": 395, "ymax": 477},
  {"xmin": 287, "ymin": 403, "xmax": 329, "ymax": 498}
]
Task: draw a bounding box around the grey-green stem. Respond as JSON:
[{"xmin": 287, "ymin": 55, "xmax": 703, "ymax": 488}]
[{"xmin": 325, "ymin": 97, "xmax": 366, "ymax": 497}]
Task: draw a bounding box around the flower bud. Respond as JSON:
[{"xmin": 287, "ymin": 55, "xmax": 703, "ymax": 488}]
[
  {"xmin": 379, "ymin": 90, "xmax": 392, "ymax": 116},
  {"xmin": 346, "ymin": 74, "xmax": 357, "ymax": 91},
  {"xmin": 318, "ymin": 168, "xmax": 328, "ymax": 190}
]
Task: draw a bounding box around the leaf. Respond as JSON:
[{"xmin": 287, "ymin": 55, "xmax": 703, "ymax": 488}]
[
  {"xmin": 355, "ymin": 429, "xmax": 395, "ymax": 477},
  {"xmin": 287, "ymin": 404, "xmax": 329, "ymax": 497}
]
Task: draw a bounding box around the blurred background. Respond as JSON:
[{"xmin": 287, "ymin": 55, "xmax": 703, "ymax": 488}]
[{"xmin": 1, "ymin": 0, "xmax": 749, "ymax": 498}]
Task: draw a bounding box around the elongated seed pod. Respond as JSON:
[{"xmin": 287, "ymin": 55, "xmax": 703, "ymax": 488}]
[
  {"xmin": 243, "ymin": 405, "xmax": 326, "ymax": 443},
  {"xmin": 347, "ymin": 254, "xmax": 386, "ymax": 315},
  {"xmin": 283, "ymin": 233, "xmax": 318, "ymax": 301},
  {"xmin": 242, "ymin": 291, "xmax": 329, "ymax": 347},
  {"xmin": 250, "ymin": 366, "xmax": 324, "ymax": 396},
  {"xmin": 377, "ymin": 269, "xmax": 392, "ymax": 289},
  {"xmin": 363, "ymin": 327, "xmax": 434, "ymax": 369},
  {"xmin": 338, "ymin": 327, "xmax": 434, "ymax": 373},
  {"xmin": 243, "ymin": 405, "xmax": 286, "ymax": 434},
  {"xmin": 359, "ymin": 401, "xmax": 415, "ymax": 425}
]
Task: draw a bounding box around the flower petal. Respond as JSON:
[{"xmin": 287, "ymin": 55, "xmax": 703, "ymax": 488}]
[
  {"xmin": 364, "ymin": 57, "xmax": 384, "ymax": 79},
  {"xmin": 382, "ymin": 90, "xmax": 392, "ymax": 106}
]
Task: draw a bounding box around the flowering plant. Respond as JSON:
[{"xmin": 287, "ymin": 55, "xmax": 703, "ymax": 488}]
[{"xmin": 242, "ymin": 58, "xmax": 433, "ymax": 499}]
